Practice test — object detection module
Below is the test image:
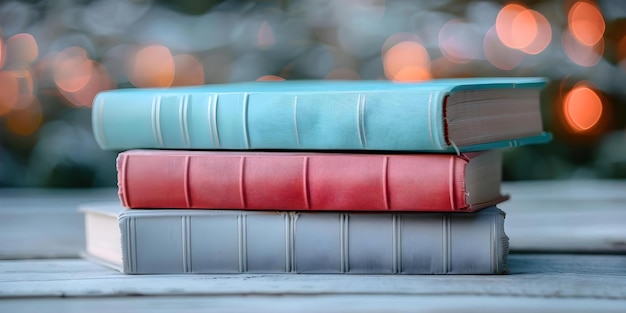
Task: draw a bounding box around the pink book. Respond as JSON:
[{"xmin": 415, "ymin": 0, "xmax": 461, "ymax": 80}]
[{"xmin": 117, "ymin": 150, "xmax": 508, "ymax": 212}]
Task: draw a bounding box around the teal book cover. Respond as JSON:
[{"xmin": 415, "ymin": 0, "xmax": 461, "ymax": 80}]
[{"xmin": 92, "ymin": 78, "xmax": 549, "ymax": 152}]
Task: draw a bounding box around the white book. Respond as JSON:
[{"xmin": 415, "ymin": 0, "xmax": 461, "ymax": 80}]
[{"xmin": 81, "ymin": 202, "xmax": 509, "ymax": 274}]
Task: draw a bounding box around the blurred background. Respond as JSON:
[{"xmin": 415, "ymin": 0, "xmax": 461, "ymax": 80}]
[{"xmin": 0, "ymin": 0, "xmax": 625, "ymax": 188}]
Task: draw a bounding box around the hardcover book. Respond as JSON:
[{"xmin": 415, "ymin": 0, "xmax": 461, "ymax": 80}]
[
  {"xmin": 81, "ymin": 202, "xmax": 509, "ymax": 275},
  {"xmin": 117, "ymin": 149, "xmax": 507, "ymax": 212},
  {"xmin": 92, "ymin": 78, "xmax": 549, "ymax": 152}
]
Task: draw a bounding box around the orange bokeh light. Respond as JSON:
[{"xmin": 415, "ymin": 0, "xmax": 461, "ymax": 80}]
[
  {"xmin": 562, "ymin": 30, "xmax": 603, "ymax": 67},
  {"xmin": 0, "ymin": 71, "xmax": 19, "ymax": 115},
  {"xmin": 0, "ymin": 38, "xmax": 5, "ymax": 68},
  {"xmin": 6, "ymin": 33, "xmax": 38, "ymax": 65},
  {"xmin": 383, "ymin": 39, "xmax": 431, "ymax": 82},
  {"xmin": 484, "ymin": 26, "xmax": 525, "ymax": 70},
  {"xmin": 520, "ymin": 10, "xmax": 552, "ymax": 55},
  {"xmin": 568, "ymin": 1, "xmax": 605, "ymax": 46},
  {"xmin": 53, "ymin": 47, "xmax": 93, "ymax": 93},
  {"xmin": 60, "ymin": 61, "xmax": 115, "ymax": 107},
  {"xmin": 6, "ymin": 99, "xmax": 42, "ymax": 136},
  {"xmin": 392, "ymin": 66, "xmax": 432, "ymax": 82},
  {"xmin": 256, "ymin": 75, "xmax": 285, "ymax": 81},
  {"xmin": 563, "ymin": 83, "xmax": 603, "ymax": 132},
  {"xmin": 511, "ymin": 9, "xmax": 537, "ymax": 48},
  {"xmin": 257, "ymin": 21, "xmax": 275, "ymax": 49},
  {"xmin": 172, "ymin": 54, "xmax": 205, "ymax": 86},
  {"xmin": 129, "ymin": 45, "xmax": 175, "ymax": 88},
  {"xmin": 496, "ymin": 4, "xmax": 539, "ymax": 50},
  {"xmin": 0, "ymin": 68, "xmax": 35, "ymax": 115}
]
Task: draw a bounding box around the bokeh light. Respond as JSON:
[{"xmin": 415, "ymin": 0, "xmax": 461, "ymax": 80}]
[
  {"xmin": 382, "ymin": 34, "xmax": 431, "ymax": 82},
  {"xmin": 6, "ymin": 33, "xmax": 38, "ymax": 65},
  {"xmin": 0, "ymin": 37, "xmax": 5, "ymax": 68},
  {"xmin": 562, "ymin": 30, "xmax": 603, "ymax": 67},
  {"xmin": 496, "ymin": 4, "xmax": 536, "ymax": 50},
  {"xmin": 438, "ymin": 19, "xmax": 482, "ymax": 64},
  {"xmin": 172, "ymin": 54, "xmax": 205, "ymax": 86},
  {"xmin": 568, "ymin": 1, "xmax": 605, "ymax": 47},
  {"xmin": 256, "ymin": 75, "xmax": 285, "ymax": 81},
  {"xmin": 128, "ymin": 44, "xmax": 175, "ymax": 88},
  {"xmin": 563, "ymin": 82, "xmax": 603, "ymax": 132},
  {"xmin": 53, "ymin": 47, "xmax": 93, "ymax": 93},
  {"xmin": 520, "ymin": 10, "xmax": 551, "ymax": 55},
  {"xmin": 484, "ymin": 26, "xmax": 525, "ymax": 70},
  {"xmin": 10, "ymin": 67, "xmax": 35, "ymax": 110},
  {"xmin": 257, "ymin": 21, "xmax": 275, "ymax": 49},
  {"xmin": 6, "ymin": 99, "xmax": 42, "ymax": 136},
  {"xmin": 59, "ymin": 61, "xmax": 114, "ymax": 107},
  {"xmin": 0, "ymin": 68, "xmax": 35, "ymax": 115},
  {"xmin": 0, "ymin": 71, "xmax": 19, "ymax": 115}
]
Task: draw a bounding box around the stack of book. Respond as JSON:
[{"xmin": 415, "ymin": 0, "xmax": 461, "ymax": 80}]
[{"xmin": 82, "ymin": 77, "xmax": 551, "ymax": 274}]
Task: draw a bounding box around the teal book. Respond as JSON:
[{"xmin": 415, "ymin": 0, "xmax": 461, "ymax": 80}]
[{"xmin": 92, "ymin": 78, "xmax": 550, "ymax": 152}]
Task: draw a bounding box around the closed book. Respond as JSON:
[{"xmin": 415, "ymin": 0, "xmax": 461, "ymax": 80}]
[
  {"xmin": 117, "ymin": 149, "xmax": 507, "ymax": 212},
  {"xmin": 80, "ymin": 202, "xmax": 509, "ymax": 275},
  {"xmin": 92, "ymin": 78, "xmax": 549, "ymax": 152}
]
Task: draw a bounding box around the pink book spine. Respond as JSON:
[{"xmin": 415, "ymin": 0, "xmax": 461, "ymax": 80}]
[{"xmin": 117, "ymin": 150, "xmax": 472, "ymax": 211}]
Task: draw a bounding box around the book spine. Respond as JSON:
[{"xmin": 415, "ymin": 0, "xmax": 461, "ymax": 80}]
[
  {"xmin": 92, "ymin": 90, "xmax": 448, "ymax": 151},
  {"xmin": 117, "ymin": 152, "xmax": 469, "ymax": 211},
  {"xmin": 118, "ymin": 208, "xmax": 507, "ymax": 274}
]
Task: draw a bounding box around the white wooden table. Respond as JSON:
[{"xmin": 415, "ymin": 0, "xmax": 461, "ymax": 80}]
[{"xmin": 1, "ymin": 180, "xmax": 626, "ymax": 312}]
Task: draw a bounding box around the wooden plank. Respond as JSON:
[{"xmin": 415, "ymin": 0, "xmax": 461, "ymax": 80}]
[
  {"xmin": 0, "ymin": 188, "xmax": 118, "ymax": 259},
  {"xmin": 1, "ymin": 255, "xmax": 625, "ymax": 299},
  {"xmin": 2, "ymin": 295, "xmax": 625, "ymax": 313},
  {"xmin": 500, "ymin": 180, "xmax": 626, "ymax": 253}
]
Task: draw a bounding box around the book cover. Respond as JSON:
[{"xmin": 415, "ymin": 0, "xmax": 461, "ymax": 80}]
[
  {"xmin": 81, "ymin": 202, "xmax": 509, "ymax": 275},
  {"xmin": 92, "ymin": 78, "xmax": 549, "ymax": 152},
  {"xmin": 117, "ymin": 149, "xmax": 507, "ymax": 212}
]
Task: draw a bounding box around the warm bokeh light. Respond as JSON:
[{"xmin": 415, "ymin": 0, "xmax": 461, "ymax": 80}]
[
  {"xmin": 257, "ymin": 21, "xmax": 275, "ymax": 49},
  {"xmin": 484, "ymin": 26, "xmax": 525, "ymax": 70},
  {"xmin": 0, "ymin": 68, "xmax": 35, "ymax": 115},
  {"xmin": 568, "ymin": 1, "xmax": 605, "ymax": 47},
  {"xmin": 496, "ymin": 4, "xmax": 537, "ymax": 50},
  {"xmin": 438, "ymin": 19, "xmax": 482, "ymax": 64},
  {"xmin": 520, "ymin": 10, "xmax": 552, "ymax": 55},
  {"xmin": 129, "ymin": 44, "xmax": 175, "ymax": 88},
  {"xmin": 325, "ymin": 68, "xmax": 361, "ymax": 80},
  {"xmin": 0, "ymin": 71, "xmax": 19, "ymax": 116},
  {"xmin": 510, "ymin": 9, "xmax": 537, "ymax": 48},
  {"xmin": 256, "ymin": 75, "xmax": 285, "ymax": 81},
  {"xmin": 564, "ymin": 83, "xmax": 603, "ymax": 132},
  {"xmin": 6, "ymin": 33, "xmax": 39, "ymax": 65},
  {"xmin": 0, "ymin": 38, "xmax": 5, "ymax": 68},
  {"xmin": 383, "ymin": 38, "xmax": 430, "ymax": 82},
  {"xmin": 60, "ymin": 61, "xmax": 115, "ymax": 107},
  {"xmin": 392, "ymin": 66, "xmax": 432, "ymax": 82},
  {"xmin": 562, "ymin": 30, "xmax": 603, "ymax": 67},
  {"xmin": 11, "ymin": 67, "xmax": 35, "ymax": 110},
  {"xmin": 6, "ymin": 99, "xmax": 42, "ymax": 136},
  {"xmin": 172, "ymin": 54, "xmax": 205, "ymax": 86},
  {"xmin": 53, "ymin": 47, "xmax": 93, "ymax": 93}
]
